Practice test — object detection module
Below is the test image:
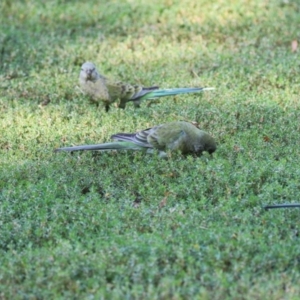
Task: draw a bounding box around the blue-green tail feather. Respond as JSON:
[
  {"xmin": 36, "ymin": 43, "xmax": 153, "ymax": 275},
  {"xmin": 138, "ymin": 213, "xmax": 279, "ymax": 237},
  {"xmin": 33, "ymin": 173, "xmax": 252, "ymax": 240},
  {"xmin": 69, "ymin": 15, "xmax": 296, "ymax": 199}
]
[
  {"xmin": 55, "ymin": 141, "xmax": 143, "ymax": 152},
  {"xmin": 136, "ymin": 87, "xmax": 214, "ymax": 101}
]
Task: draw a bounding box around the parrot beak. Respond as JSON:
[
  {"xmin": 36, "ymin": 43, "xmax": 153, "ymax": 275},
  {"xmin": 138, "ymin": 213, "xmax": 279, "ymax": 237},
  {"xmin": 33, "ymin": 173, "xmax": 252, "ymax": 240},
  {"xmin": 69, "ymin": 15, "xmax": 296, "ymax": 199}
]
[{"xmin": 85, "ymin": 70, "xmax": 92, "ymax": 79}]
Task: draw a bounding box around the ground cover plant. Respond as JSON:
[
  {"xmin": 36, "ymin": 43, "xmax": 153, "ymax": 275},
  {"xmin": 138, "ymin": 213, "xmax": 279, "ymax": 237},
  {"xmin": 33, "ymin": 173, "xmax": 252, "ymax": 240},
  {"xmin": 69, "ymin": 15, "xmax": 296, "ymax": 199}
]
[{"xmin": 1, "ymin": 0, "xmax": 300, "ymax": 298}]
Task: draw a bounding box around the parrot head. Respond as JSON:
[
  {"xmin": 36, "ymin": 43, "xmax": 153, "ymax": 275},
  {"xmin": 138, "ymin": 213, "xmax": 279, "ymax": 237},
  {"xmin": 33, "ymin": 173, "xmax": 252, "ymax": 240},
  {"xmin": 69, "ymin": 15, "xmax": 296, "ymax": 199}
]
[{"xmin": 80, "ymin": 62, "xmax": 100, "ymax": 82}]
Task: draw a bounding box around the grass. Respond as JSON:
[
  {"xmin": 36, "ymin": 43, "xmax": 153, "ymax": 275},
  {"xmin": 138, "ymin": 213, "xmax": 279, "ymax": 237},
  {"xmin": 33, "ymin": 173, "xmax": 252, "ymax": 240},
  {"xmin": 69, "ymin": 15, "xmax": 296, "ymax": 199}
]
[{"xmin": 1, "ymin": 0, "xmax": 300, "ymax": 298}]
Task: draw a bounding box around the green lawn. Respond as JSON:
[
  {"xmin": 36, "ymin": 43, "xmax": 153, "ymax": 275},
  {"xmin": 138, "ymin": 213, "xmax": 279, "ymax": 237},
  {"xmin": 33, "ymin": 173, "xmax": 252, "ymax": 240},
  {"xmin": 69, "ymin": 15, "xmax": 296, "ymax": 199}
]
[{"xmin": 1, "ymin": 0, "xmax": 300, "ymax": 298}]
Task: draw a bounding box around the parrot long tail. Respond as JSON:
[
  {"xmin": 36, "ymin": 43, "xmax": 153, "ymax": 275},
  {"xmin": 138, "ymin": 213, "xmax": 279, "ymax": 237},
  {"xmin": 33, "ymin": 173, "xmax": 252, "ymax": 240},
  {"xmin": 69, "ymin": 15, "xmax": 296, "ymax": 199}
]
[
  {"xmin": 264, "ymin": 203, "xmax": 300, "ymax": 209},
  {"xmin": 55, "ymin": 141, "xmax": 143, "ymax": 152},
  {"xmin": 134, "ymin": 87, "xmax": 215, "ymax": 101}
]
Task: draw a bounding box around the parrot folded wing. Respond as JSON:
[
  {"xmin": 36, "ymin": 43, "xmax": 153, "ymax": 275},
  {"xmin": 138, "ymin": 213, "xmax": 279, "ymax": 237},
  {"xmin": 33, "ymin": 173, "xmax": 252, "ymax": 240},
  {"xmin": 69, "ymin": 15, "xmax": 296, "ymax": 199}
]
[
  {"xmin": 146, "ymin": 125, "xmax": 186, "ymax": 151},
  {"xmin": 111, "ymin": 128, "xmax": 155, "ymax": 148},
  {"xmin": 130, "ymin": 86, "xmax": 160, "ymax": 100}
]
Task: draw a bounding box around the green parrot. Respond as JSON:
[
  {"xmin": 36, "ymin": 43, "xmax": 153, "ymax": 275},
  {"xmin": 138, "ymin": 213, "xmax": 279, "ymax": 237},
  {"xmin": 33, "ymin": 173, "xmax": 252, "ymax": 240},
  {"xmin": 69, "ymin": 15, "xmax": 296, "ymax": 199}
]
[
  {"xmin": 55, "ymin": 121, "xmax": 216, "ymax": 157},
  {"xmin": 79, "ymin": 62, "xmax": 215, "ymax": 112}
]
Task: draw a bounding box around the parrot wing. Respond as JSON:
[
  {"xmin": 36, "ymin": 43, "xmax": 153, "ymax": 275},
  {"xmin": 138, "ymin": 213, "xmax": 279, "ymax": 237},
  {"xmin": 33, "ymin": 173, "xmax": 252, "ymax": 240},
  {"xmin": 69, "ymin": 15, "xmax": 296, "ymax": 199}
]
[
  {"xmin": 105, "ymin": 78, "xmax": 158, "ymax": 100},
  {"xmin": 130, "ymin": 86, "xmax": 160, "ymax": 100},
  {"xmin": 111, "ymin": 126, "xmax": 161, "ymax": 148},
  {"xmin": 147, "ymin": 125, "xmax": 187, "ymax": 151}
]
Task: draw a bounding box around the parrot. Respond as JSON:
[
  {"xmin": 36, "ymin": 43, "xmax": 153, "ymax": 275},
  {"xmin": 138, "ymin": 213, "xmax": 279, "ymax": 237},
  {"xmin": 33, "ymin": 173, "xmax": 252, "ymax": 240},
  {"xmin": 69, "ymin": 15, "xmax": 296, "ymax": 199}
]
[
  {"xmin": 55, "ymin": 121, "xmax": 216, "ymax": 157},
  {"xmin": 79, "ymin": 62, "xmax": 215, "ymax": 111}
]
